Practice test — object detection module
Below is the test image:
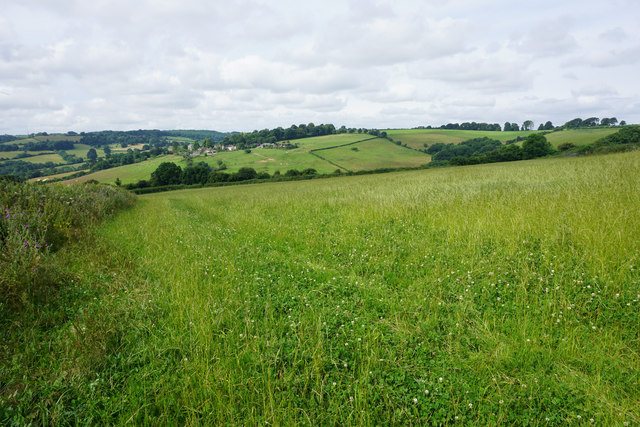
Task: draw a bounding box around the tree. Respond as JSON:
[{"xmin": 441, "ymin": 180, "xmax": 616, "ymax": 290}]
[
  {"xmin": 86, "ymin": 148, "xmax": 98, "ymax": 163},
  {"xmin": 103, "ymin": 145, "xmax": 111, "ymax": 158},
  {"xmin": 504, "ymin": 122, "xmax": 512, "ymax": 132},
  {"xmin": 181, "ymin": 162, "xmax": 211, "ymax": 185},
  {"xmin": 511, "ymin": 123, "xmax": 520, "ymax": 131},
  {"xmin": 115, "ymin": 177, "xmax": 121, "ymax": 186},
  {"xmin": 151, "ymin": 162, "xmax": 182, "ymax": 186},
  {"xmin": 564, "ymin": 118, "xmax": 583, "ymax": 128},
  {"xmin": 234, "ymin": 167, "xmax": 257, "ymax": 181},
  {"xmin": 522, "ymin": 120, "xmax": 534, "ymax": 131},
  {"xmin": 583, "ymin": 117, "xmax": 599, "ymax": 127},
  {"xmin": 544, "ymin": 121, "xmax": 554, "ymax": 130},
  {"xmin": 522, "ymin": 134, "xmax": 553, "ymax": 159},
  {"xmin": 620, "ymin": 120, "xmax": 627, "ymax": 126}
]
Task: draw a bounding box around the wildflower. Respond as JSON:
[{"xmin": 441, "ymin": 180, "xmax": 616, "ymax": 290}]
[{"xmin": 413, "ymin": 398, "xmax": 418, "ymax": 403}]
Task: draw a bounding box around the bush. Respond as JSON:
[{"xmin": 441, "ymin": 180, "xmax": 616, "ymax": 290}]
[
  {"xmin": 558, "ymin": 142, "xmax": 576, "ymax": 151},
  {"xmin": 522, "ymin": 134, "xmax": 554, "ymax": 159}
]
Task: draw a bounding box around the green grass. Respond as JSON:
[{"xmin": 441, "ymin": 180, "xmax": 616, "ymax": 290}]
[
  {"xmin": 65, "ymin": 154, "xmax": 184, "ymax": 185},
  {"xmin": 545, "ymin": 128, "xmax": 620, "ymax": 148},
  {"xmin": 55, "ymin": 128, "xmax": 633, "ymax": 185},
  {"xmin": 3, "ymin": 151, "xmax": 639, "ymax": 424},
  {"xmin": 295, "ymin": 134, "xmax": 373, "ymax": 151},
  {"xmin": 200, "ymin": 149, "xmax": 338, "ymax": 174},
  {"xmin": 318, "ymin": 138, "xmax": 430, "ymax": 171},
  {"xmin": 65, "ymin": 144, "xmax": 105, "ymax": 158},
  {"xmin": 19, "ymin": 153, "xmax": 64, "ymax": 164},
  {"xmin": 0, "ymin": 151, "xmax": 26, "ymax": 160},
  {"xmin": 387, "ymin": 129, "xmax": 538, "ymax": 150}
]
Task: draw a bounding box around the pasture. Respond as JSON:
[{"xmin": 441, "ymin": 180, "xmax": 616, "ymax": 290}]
[
  {"xmin": 4, "ymin": 151, "xmax": 638, "ymax": 424},
  {"xmin": 386, "ymin": 129, "xmax": 538, "ymax": 150},
  {"xmin": 317, "ymin": 137, "xmax": 429, "ymax": 171}
]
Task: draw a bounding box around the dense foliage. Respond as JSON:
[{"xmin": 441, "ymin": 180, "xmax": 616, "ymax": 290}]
[
  {"xmin": 223, "ymin": 123, "xmax": 338, "ymax": 149},
  {"xmin": 428, "ymin": 137, "xmax": 503, "ymax": 161},
  {"xmin": 592, "ymin": 124, "xmax": 640, "ymax": 147},
  {"xmin": 79, "ymin": 130, "xmax": 228, "ymax": 147},
  {"xmin": 0, "ymin": 180, "xmax": 136, "ymax": 308},
  {"xmin": 439, "ymin": 122, "xmax": 502, "ymax": 131},
  {"xmin": 563, "ymin": 117, "xmax": 621, "ymax": 128}
]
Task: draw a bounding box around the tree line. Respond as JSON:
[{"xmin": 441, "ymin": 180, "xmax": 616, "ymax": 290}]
[{"xmin": 125, "ymin": 162, "xmax": 322, "ymax": 190}]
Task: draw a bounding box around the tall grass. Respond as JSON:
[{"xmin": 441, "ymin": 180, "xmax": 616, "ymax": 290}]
[
  {"xmin": 0, "ymin": 181, "xmax": 135, "ymax": 307},
  {"xmin": 2, "ymin": 152, "xmax": 639, "ymax": 424}
]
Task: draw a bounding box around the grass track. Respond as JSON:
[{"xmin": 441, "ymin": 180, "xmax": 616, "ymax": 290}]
[{"xmin": 7, "ymin": 151, "xmax": 638, "ymax": 424}]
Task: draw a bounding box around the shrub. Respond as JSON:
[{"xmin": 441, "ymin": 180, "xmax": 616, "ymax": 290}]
[{"xmin": 558, "ymin": 142, "xmax": 576, "ymax": 151}]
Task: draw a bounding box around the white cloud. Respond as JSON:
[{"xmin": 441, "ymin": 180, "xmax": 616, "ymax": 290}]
[{"xmin": 0, "ymin": 0, "xmax": 639, "ymax": 133}]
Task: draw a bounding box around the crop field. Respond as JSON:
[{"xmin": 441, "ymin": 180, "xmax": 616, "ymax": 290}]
[
  {"xmin": 318, "ymin": 138, "xmax": 429, "ymax": 171},
  {"xmin": 7, "ymin": 151, "xmax": 638, "ymax": 424}
]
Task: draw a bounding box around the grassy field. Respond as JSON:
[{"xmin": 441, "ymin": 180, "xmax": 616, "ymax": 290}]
[
  {"xmin": 64, "ymin": 154, "xmax": 185, "ymax": 185},
  {"xmin": 386, "ymin": 129, "xmax": 538, "ymax": 150},
  {"xmin": 295, "ymin": 134, "xmax": 373, "ymax": 151},
  {"xmin": 200, "ymin": 149, "xmax": 339, "ymax": 175},
  {"xmin": 318, "ymin": 138, "xmax": 430, "ymax": 171},
  {"xmin": 19, "ymin": 153, "xmax": 65, "ymax": 164},
  {"xmin": 3, "ymin": 151, "xmax": 638, "ymax": 424},
  {"xmin": 545, "ymin": 128, "xmax": 620, "ymax": 148}
]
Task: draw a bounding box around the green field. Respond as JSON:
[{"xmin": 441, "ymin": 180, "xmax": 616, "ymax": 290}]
[
  {"xmin": 0, "ymin": 151, "xmax": 27, "ymax": 160},
  {"xmin": 206, "ymin": 149, "xmax": 338, "ymax": 174},
  {"xmin": 62, "ymin": 134, "xmax": 428, "ymax": 184},
  {"xmin": 5, "ymin": 151, "xmax": 638, "ymax": 424},
  {"xmin": 64, "ymin": 154, "xmax": 185, "ymax": 185},
  {"xmin": 20, "ymin": 153, "xmax": 64, "ymax": 164},
  {"xmin": 318, "ymin": 138, "xmax": 430, "ymax": 171},
  {"xmin": 294, "ymin": 134, "xmax": 373, "ymax": 151},
  {"xmin": 545, "ymin": 128, "xmax": 620, "ymax": 148},
  {"xmin": 386, "ymin": 129, "xmax": 538, "ymax": 150}
]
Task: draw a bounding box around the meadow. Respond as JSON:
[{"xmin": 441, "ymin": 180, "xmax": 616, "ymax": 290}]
[
  {"xmin": 386, "ymin": 129, "xmax": 538, "ymax": 150},
  {"xmin": 2, "ymin": 151, "xmax": 638, "ymax": 424},
  {"xmin": 317, "ymin": 137, "xmax": 429, "ymax": 171}
]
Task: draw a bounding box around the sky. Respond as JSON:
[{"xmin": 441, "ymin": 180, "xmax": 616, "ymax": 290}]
[{"xmin": 1, "ymin": 0, "xmax": 639, "ymax": 134}]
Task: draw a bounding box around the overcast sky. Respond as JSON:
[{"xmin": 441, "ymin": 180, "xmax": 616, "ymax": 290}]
[{"xmin": 1, "ymin": 0, "xmax": 639, "ymax": 134}]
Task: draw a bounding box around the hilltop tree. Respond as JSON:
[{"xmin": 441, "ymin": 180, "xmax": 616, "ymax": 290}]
[
  {"xmin": 511, "ymin": 123, "xmax": 520, "ymax": 131},
  {"xmin": 544, "ymin": 121, "xmax": 554, "ymax": 130},
  {"xmin": 583, "ymin": 117, "xmax": 599, "ymax": 127},
  {"xmin": 522, "ymin": 120, "xmax": 534, "ymax": 131},
  {"xmin": 522, "ymin": 134, "xmax": 553, "ymax": 159},
  {"xmin": 503, "ymin": 122, "xmax": 512, "ymax": 132}
]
